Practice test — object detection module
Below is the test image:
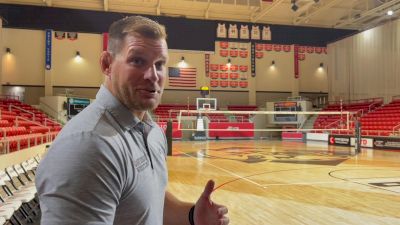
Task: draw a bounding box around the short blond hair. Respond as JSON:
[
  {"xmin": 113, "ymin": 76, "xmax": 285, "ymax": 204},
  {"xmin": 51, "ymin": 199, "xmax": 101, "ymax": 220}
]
[{"xmin": 107, "ymin": 16, "xmax": 167, "ymax": 55}]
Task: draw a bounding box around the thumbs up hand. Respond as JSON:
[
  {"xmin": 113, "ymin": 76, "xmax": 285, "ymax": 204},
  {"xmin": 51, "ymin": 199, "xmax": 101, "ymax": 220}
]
[{"xmin": 194, "ymin": 180, "xmax": 229, "ymax": 225}]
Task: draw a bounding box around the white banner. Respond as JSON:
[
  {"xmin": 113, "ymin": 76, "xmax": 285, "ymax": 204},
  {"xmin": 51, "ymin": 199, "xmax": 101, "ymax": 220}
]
[
  {"xmin": 306, "ymin": 133, "xmax": 329, "ymax": 142},
  {"xmin": 350, "ymin": 138, "xmax": 373, "ymax": 148}
]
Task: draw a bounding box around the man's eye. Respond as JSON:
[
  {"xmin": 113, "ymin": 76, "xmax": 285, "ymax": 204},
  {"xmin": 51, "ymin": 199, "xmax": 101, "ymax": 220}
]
[
  {"xmin": 130, "ymin": 58, "xmax": 145, "ymax": 66},
  {"xmin": 155, "ymin": 61, "xmax": 165, "ymax": 70}
]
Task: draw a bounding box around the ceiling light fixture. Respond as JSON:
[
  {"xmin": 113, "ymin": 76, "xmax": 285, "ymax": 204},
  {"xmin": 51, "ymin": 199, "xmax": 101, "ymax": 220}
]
[{"xmin": 291, "ymin": 0, "xmax": 298, "ymax": 12}]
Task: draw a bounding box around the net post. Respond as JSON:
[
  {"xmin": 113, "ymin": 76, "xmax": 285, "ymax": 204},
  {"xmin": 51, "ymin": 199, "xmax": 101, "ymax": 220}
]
[
  {"xmin": 354, "ymin": 119, "xmax": 361, "ymax": 154},
  {"xmin": 166, "ymin": 119, "xmax": 173, "ymax": 156}
]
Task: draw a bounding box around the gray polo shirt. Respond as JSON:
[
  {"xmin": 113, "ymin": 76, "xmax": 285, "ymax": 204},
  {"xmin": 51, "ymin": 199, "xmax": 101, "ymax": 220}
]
[{"xmin": 36, "ymin": 85, "xmax": 168, "ymax": 225}]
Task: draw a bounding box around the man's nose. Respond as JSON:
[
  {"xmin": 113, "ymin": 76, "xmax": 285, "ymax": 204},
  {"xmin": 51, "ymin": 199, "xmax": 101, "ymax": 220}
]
[{"xmin": 144, "ymin": 64, "xmax": 159, "ymax": 82}]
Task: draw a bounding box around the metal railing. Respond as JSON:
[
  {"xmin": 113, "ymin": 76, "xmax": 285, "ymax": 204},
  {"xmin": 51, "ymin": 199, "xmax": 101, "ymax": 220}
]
[
  {"xmin": 0, "ymin": 131, "xmax": 59, "ymax": 155},
  {"xmin": 8, "ymin": 105, "xmax": 36, "ymax": 121},
  {"xmin": 329, "ymin": 97, "xmax": 384, "ymax": 106}
]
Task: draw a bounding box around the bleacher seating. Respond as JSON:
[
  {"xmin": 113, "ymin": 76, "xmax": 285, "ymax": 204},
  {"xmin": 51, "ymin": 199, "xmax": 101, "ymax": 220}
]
[
  {"xmin": 359, "ymin": 99, "xmax": 400, "ymax": 136},
  {"xmin": 313, "ymin": 97, "xmax": 400, "ymax": 136},
  {"xmin": 226, "ymin": 105, "xmax": 257, "ymax": 122},
  {"xmin": 0, "ymin": 98, "xmax": 61, "ymax": 154},
  {"xmin": 313, "ymin": 98, "xmax": 383, "ymax": 135},
  {"xmin": 153, "ymin": 104, "xmax": 197, "ymax": 122}
]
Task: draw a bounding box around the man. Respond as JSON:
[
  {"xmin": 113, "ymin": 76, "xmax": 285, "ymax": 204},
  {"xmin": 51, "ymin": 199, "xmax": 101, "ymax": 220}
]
[{"xmin": 36, "ymin": 16, "xmax": 229, "ymax": 225}]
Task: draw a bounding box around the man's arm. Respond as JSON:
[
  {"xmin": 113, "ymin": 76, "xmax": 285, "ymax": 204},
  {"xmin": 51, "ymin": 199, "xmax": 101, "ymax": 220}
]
[
  {"xmin": 164, "ymin": 180, "xmax": 229, "ymax": 225},
  {"xmin": 36, "ymin": 133, "xmax": 123, "ymax": 225},
  {"xmin": 163, "ymin": 191, "xmax": 193, "ymax": 225}
]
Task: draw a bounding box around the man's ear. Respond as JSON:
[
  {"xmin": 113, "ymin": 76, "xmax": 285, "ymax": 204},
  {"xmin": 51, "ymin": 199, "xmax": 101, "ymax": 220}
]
[{"xmin": 100, "ymin": 51, "xmax": 113, "ymax": 78}]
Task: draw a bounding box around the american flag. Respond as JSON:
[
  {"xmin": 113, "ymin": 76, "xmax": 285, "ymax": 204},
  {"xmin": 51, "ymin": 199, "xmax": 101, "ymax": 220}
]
[{"xmin": 168, "ymin": 67, "xmax": 197, "ymax": 88}]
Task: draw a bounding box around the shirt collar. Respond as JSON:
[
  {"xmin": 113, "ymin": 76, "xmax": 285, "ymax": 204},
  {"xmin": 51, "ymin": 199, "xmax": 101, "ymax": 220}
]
[{"xmin": 95, "ymin": 85, "xmax": 155, "ymax": 131}]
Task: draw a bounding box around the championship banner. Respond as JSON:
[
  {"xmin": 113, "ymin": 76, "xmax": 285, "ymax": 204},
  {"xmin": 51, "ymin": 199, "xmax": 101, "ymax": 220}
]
[
  {"xmin": 67, "ymin": 32, "xmax": 78, "ymax": 41},
  {"xmin": 45, "ymin": 29, "xmax": 52, "ymax": 70},
  {"xmin": 294, "ymin": 44, "xmax": 299, "ymax": 79},
  {"xmin": 251, "ymin": 42, "xmax": 256, "ymax": 77},
  {"xmin": 103, "ymin": 33, "xmax": 108, "ymax": 51},
  {"xmin": 205, "ymin": 54, "xmax": 210, "ymax": 77},
  {"xmin": 54, "ymin": 31, "xmax": 65, "ymax": 40}
]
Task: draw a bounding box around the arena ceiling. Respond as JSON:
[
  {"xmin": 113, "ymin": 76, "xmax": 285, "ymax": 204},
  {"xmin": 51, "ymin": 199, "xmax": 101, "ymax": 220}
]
[{"xmin": 1, "ymin": 0, "xmax": 400, "ymax": 30}]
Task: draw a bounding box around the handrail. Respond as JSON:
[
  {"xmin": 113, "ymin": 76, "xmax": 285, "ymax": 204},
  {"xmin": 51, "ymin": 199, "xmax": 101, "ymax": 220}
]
[
  {"xmin": 392, "ymin": 95, "xmax": 400, "ymax": 101},
  {"xmin": 392, "ymin": 122, "xmax": 400, "ymax": 133},
  {"xmin": 0, "ymin": 95, "xmax": 19, "ymax": 100},
  {"xmin": 324, "ymin": 119, "xmax": 343, "ymax": 129},
  {"xmin": 0, "ymin": 131, "xmax": 59, "ymax": 154},
  {"xmin": 328, "ymin": 97, "xmax": 384, "ymax": 105},
  {"xmin": 8, "ymin": 105, "xmax": 35, "ymax": 121},
  {"xmin": 15, "ymin": 116, "xmax": 50, "ymax": 131},
  {"xmin": 44, "ymin": 118, "xmax": 63, "ymax": 127},
  {"xmin": 367, "ymin": 101, "xmax": 380, "ymax": 112}
]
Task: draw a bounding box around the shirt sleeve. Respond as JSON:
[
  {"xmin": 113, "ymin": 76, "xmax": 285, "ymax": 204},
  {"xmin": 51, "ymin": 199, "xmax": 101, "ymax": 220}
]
[{"xmin": 36, "ymin": 132, "xmax": 126, "ymax": 225}]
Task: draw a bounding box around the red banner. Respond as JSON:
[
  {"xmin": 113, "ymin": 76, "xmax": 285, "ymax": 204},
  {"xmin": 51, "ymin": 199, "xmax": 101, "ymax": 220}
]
[
  {"xmin": 230, "ymin": 64, "xmax": 238, "ymax": 71},
  {"xmin": 103, "ymin": 33, "xmax": 108, "ymax": 51},
  {"xmin": 273, "ymin": 44, "xmax": 282, "ymax": 52},
  {"xmin": 210, "ymin": 80, "xmax": 218, "ymax": 87},
  {"xmin": 205, "ymin": 54, "xmax": 210, "ymax": 77},
  {"xmin": 220, "ymin": 72, "xmax": 229, "ymax": 79},
  {"xmin": 220, "ymin": 50, "xmax": 229, "ymax": 57},
  {"xmin": 220, "ymin": 80, "xmax": 229, "ymax": 87},
  {"xmin": 230, "ymin": 73, "xmax": 239, "ymax": 79},
  {"xmin": 230, "ymin": 81, "xmax": 238, "ymax": 87},
  {"xmin": 210, "ymin": 72, "xmax": 219, "ymax": 79},
  {"xmin": 298, "ymin": 46, "xmax": 305, "ymax": 53},
  {"xmin": 209, "ymin": 122, "xmax": 254, "ymax": 139},
  {"xmin": 239, "ymin": 65, "xmax": 248, "ymax": 72},
  {"xmin": 239, "ymin": 81, "xmax": 248, "ymax": 88},
  {"xmin": 220, "ymin": 41, "xmax": 229, "ymax": 49},
  {"xmin": 265, "ymin": 44, "xmax": 273, "ymax": 51},
  {"xmin": 157, "ymin": 122, "xmax": 182, "ymax": 139},
  {"xmin": 255, "ymin": 43, "xmax": 264, "ymax": 51},
  {"xmin": 229, "ymin": 50, "xmax": 238, "ymax": 57},
  {"xmin": 282, "ymin": 132, "xmax": 303, "ymax": 140},
  {"xmin": 220, "ymin": 64, "xmax": 229, "ymax": 71},
  {"xmin": 294, "ymin": 45, "xmax": 299, "ymax": 79},
  {"xmin": 210, "ymin": 64, "xmax": 219, "ymax": 71},
  {"xmin": 255, "ymin": 52, "xmax": 264, "ymax": 58},
  {"xmin": 239, "ymin": 51, "xmax": 248, "ymax": 58},
  {"xmin": 283, "ymin": 45, "xmax": 291, "ymax": 52}
]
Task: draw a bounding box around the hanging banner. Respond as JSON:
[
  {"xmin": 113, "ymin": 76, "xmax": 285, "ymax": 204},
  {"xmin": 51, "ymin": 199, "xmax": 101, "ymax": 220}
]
[
  {"xmin": 45, "ymin": 29, "xmax": 52, "ymax": 70},
  {"xmin": 205, "ymin": 54, "xmax": 210, "ymax": 77},
  {"xmin": 67, "ymin": 32, "xmax": 78, "ymax": 41},
  {"xmin": 103, "ymin": 33, "xmax": 108, "ymax": 51},
  {"xmin": 54, "ymin": 31, "xmax": 65, "ymax": 40},
  {"xmin": 251, "ymin": 42, "xmax": 256, "ymax": 77},
  {"xmin": 294, "ymin": 45, "xmax": 299, "ymax": 79}
]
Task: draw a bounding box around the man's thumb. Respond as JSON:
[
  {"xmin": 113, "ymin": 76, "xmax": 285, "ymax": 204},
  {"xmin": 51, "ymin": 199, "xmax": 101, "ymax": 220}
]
[{"xmin": 201, "ymin": 180, "xmax": 215, "ymax": 199}]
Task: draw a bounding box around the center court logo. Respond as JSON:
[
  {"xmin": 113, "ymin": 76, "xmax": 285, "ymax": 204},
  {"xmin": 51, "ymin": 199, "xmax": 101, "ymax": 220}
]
[{"xmin": 179, "ymin": 147, "xmax": 349, "ymax": 166}]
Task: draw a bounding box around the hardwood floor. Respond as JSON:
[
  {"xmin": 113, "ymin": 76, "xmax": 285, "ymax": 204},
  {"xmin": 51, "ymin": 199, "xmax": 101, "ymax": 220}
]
[{"xmin": 167, "ymin": 140, "xmax": 400, "ymax": 225}]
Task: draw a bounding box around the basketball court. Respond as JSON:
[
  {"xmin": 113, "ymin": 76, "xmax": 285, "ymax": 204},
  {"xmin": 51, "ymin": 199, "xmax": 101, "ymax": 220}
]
[{"xmin": 167, "ymin": 140, "xmax": 400, "ymax": 225}]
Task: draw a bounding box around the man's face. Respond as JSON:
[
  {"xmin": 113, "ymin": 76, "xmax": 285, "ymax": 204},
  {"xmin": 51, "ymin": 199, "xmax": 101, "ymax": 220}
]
[{"xmin": 107, "ymin": 35, "xmax": 168, "ymax": 113}]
